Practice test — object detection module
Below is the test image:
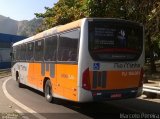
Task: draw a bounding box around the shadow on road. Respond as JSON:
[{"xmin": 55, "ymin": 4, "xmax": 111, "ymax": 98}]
[
  {"xmin": 23, "ymin": 85, "xmax": 133, "ymax": 119},
  {"xmin": 13, "ymin": 83, "xmax": 160, "ymax": 119}
]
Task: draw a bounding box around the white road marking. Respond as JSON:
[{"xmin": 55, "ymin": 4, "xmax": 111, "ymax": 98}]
[{"xmin": 2, "ymin": 77, "xmax": 47, "ymax": 119}]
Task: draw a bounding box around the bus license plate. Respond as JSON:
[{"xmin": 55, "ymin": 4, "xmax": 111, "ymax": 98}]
[{"xmin": 111, "ymin": 93, "xmax": 122, "ymax": 98}]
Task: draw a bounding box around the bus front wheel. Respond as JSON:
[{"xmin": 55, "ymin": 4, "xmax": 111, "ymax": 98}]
[
  {"xmin": 45, "ymin": 80, "xmax": 53, "ymax": 103},
  {"xmin": 16, "ymin": 72, "xmax": 24, "ymax": 88}
]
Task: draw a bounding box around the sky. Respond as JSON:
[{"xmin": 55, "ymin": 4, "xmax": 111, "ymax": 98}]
[{"xmin": 0, "ymin": 0, "xmax": 58, "ymax": 21}]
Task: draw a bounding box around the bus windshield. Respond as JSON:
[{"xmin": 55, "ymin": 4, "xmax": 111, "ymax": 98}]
[{"xmin": 88, "ymin": 20, "xmax": 143, "ymax": 61}]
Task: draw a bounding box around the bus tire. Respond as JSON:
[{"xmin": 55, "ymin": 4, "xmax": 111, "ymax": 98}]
[
  {"xmin": 16, "ymin": 72, "xmax": 24, "ymax": 88},
  {"xmin": 45, "ymin": 80, "xmax": 53, "ymax": 103}
]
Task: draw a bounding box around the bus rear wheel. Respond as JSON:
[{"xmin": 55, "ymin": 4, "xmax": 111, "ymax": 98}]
[{"xmin": 45, "ymin": 80, "xmax": 53, "ymax": 103}]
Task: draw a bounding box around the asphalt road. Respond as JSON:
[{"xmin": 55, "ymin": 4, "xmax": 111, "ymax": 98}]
[{"xmin": 3, "ymin": 77, "xmax": 160, "ymax": 119}]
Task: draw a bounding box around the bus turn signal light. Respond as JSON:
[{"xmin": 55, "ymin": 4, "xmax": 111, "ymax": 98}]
[{"xmin": 82, "ymin": 68, "xmax": 91, "ymax": 90}]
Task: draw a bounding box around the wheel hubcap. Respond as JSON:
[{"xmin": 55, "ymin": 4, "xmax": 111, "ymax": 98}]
[{"xmin": 46, "ymin": 86, "xmax": 51, "ymax": 99}]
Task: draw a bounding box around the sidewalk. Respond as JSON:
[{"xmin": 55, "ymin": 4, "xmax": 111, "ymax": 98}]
[
  {"xmin": 144, "ymin": 62, "xmax": 160, "ymax": 86},
  {"xmin": 0, "ymin": 77, "xmax": 24, "ymax": 119},
  {"xmin": 0, "ymin": 77, "xmax": 17, "ymax": 113},
  {"xmin": 0, "ymin": 77, "xmax": 39, "ymax": 119},
  {"xmin": 143, "ymin": 62, "xmax": 160, "ymax": 96}
]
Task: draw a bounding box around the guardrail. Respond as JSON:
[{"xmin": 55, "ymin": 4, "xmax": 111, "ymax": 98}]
[
  {"xmin": 143, "ymin": 85, "xmax": 160, "ymax": 94},
  {"xmin": 143, "ymin": 85, "xmax": 160, "ymax": 98},
  {"xmin": 0, "ymin": 68, "xmax": 11, "ymax": 78}
]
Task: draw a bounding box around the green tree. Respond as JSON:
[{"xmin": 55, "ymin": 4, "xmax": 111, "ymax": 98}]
[
  {"xmin": 35, "ymin": 0, "xmax": 85, "ymax": 31},
  {"xmin": 84, "ymin": 0, "xmax": 126, "ymax": 18},
  {"xmin": 125, "ymin": 0, "xmax": 160, "ymax": 73}
]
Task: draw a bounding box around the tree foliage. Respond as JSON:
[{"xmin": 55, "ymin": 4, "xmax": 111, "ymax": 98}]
[{"xmin": 35, "ymin": 0, "xmax": 85, "ymax": 31}]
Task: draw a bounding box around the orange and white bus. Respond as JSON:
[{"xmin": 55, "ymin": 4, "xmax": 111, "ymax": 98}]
[{"xmin": 11, "ymin": 18, "xmax": 144, "ymax": 102}]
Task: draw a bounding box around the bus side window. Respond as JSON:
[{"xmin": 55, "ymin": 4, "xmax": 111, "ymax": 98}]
[
  {"xmin": 16, "ymin": 46, "xmax": 21, "ymax": 61},
  {"xmin": 60, "ymin": 49, "xmax": 69, "ymax": 61},
  {"xmin": 35, "ymin": 39, "xmax": 44, "ymax": 61},
  {"xmin": 12, "ymin": 47, "xmax": 15, "ymax": 61},
  {"xmin": 13, "ymin": 46, "xmax": 17, "ymax": 61},
  {"xmin": 68, "ymin": 50, "xmax": 77, "ymax": 61},
  {"xmin": 26, "ymin": 42, "xmax": 34, "ymax": 61},
  {"xmin": 58, "ymin": 29, "xmax": 79, "ymax": 62},
  {"xmin": 20, "ymin": 44, "xmax": 26, "ymax": 61},
  {"xmin": 44, "ymin": 36, "xmax": 57, "ymax": 61}
]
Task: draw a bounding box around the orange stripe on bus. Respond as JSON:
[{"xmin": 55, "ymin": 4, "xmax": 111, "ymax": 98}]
[
  {"xmin": 28, "ymin": 63, "xmax": 78, "ymax": 101},
  {"xmin": 90, "ymin": 70, "xmax": 141, "ymax": 90},
  {"xmin": 107, "ymin": 70, "xmax": 140, "ymax": 90},
  {"xmin": 56, "ymin": 64, "xmax": 78, "ymax": 101}
]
